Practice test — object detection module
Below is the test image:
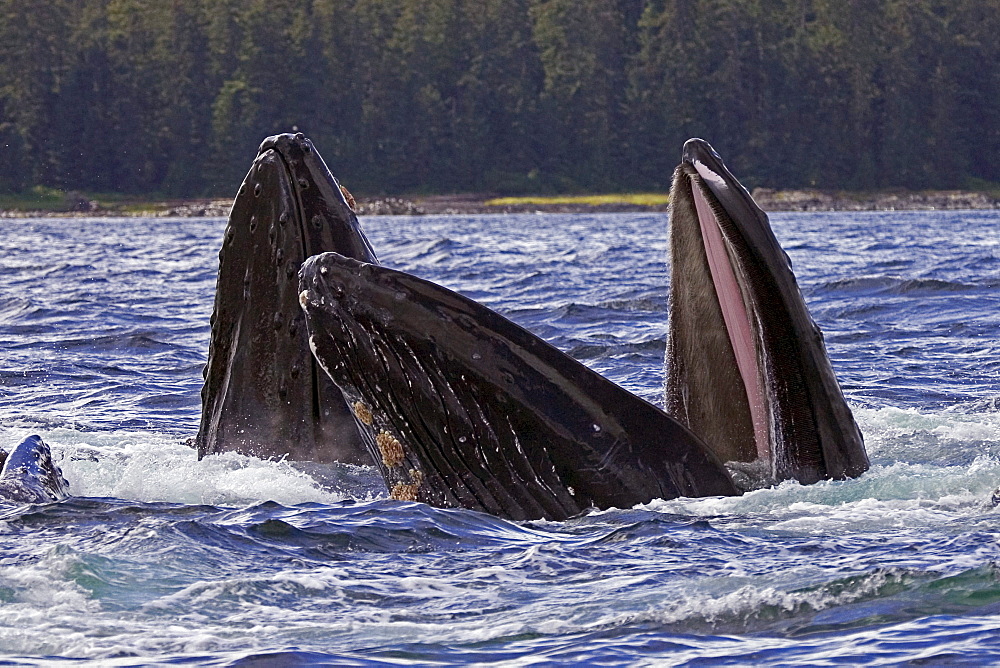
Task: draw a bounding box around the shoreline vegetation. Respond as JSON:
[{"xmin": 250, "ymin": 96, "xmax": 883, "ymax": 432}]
[
  {"xmin": 1, "ymin": 189, "xmax": 999, "ymax": 219},
  {"xmin": 2, "ymin": 2, "xmax": 997, "ymax": 200}
]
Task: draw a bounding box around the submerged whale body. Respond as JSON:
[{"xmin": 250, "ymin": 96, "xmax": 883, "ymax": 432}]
[
  {"xmin": 198, "ymin": 133, "xmax": 869, "ymax": 520},
  {"xmin": 0, "ymin": 435, "xmax": 70, "ymax": 504}
]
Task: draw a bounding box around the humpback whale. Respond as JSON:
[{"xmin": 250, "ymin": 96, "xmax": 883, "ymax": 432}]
[
  {"xmin": 0, "ymin": 137, "xmax": 868, "ymax": 515},
  {"xmin": 0, "ymin": 435, "xmax": 70, "ymax": 504},
  {"xmin": 299, "ymin": 253, "xmax": 738, "ymax": 519},
  {"xmin": 196, "ymin": 132, "xmax": 868, "ymax": 520},
  {"xmin": 666, "ymin": 139, "xmax": 868, "ymax": 489},
  {"xmin": 196, "ymin": 133, "xmax": 374, "ymax": 465}
]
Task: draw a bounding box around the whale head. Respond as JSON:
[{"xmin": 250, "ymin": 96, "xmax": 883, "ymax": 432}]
[
  {"xmin": 195, "ymin": 133, "xmax": 374, "ymax": 464},
  {"xmin": 0, "ymin": 435, "xmax": 70, "ymax": 504},
  {"xmin": 666, "ymin": 138, "xmax": 868, "ymax": 488}
]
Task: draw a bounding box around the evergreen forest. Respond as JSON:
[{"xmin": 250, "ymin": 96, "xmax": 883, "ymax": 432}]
[{"xmin": 0, "ymin": 0, "xmax": 997, "ymax": 197}]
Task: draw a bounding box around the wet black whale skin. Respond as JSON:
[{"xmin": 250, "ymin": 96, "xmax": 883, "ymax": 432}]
[
  {"xmin": 300, "ymin": 252, "xmax": 739, "ymax": 521},
  {"xmin": 196, "ymin": 133, "xmax": 374, "ymax": 465}
]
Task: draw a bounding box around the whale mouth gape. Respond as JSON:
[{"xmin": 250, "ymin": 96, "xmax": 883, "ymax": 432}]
[
  {"xmin": 667, "ymin": 139, "xmax": 867, "ymax": 487},
  {"xmin": 689, "ymin": 167, "xmax": 770, "ymax": 462}
]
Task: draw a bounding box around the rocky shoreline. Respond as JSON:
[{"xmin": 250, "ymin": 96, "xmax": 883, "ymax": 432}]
[
  {"xmin": 749, "ymin": 188, "xmax": 1000, "ymax": 212},
  {"xmin": 1, "ymin": 189, "xmax": 997, "ymax": 219}
]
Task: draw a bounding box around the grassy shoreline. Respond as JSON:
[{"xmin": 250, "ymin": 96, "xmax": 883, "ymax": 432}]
[{"xmin": 483, "ymin": 193, "xmax": 672, "ymax": 207}]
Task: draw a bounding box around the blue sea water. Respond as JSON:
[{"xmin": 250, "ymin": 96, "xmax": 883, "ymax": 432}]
[{"xmin": 1, "ymin": 210, "xmax": 1000, "ymax": 665}]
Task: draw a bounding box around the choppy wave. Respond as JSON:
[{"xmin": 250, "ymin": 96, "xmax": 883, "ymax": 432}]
[{"xmin": 814, "ymin": 275, "xmax": 976, "ymax": 295}]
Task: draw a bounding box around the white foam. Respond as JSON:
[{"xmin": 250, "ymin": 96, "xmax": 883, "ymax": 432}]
[
  {"xmin": 3, "ymin": 403, "xmax": 999, "ymax": 521},
  {"xmin": 0, "ymin": 427, "xmax": 361, "ymax": 507},
  {"xmin": 639, "ymin": 404, "xmax": 1000, "ymax": 534}
]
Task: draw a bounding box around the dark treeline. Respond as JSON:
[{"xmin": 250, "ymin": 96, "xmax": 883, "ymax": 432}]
[{"xmin": 0, "ymin": 0, "xmax": 997, "ymax": 197}]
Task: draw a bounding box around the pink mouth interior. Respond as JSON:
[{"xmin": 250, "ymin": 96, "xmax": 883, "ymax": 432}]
[{"xmin": 691, "ymin": 181, "xmax": 770, "ymax": 460}]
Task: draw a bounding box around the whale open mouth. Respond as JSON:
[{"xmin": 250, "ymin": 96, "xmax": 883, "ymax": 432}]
[
  {"xmin": 666, "ymin": 139, "xmax": 867, "ymax": 488},
  {"xmin": 689, "ymin": 159, "xmax": 770, "ymax": 463}
]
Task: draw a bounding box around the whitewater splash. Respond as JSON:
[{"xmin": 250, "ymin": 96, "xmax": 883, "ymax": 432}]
[{"xmin": 1, "ymin": 403, "xmax": 997, "ymax": 525}]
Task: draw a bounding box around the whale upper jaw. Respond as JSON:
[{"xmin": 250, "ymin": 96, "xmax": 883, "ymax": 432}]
[
  {"xmin": 666, "ymin": 138, "xmax": 868, "ymax": 487},
  {"xmin": 0, "ymin": 435, "xmax": 70, "ymax": 504},
  {"xmin": 195, "ymin": 133, "xmax": 374, "ymax": 465}
]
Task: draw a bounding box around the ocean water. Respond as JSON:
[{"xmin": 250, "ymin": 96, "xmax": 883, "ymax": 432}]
[{"xmin": 1, "ymin": 210, "xmax": 1000, "ymax": 665}]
